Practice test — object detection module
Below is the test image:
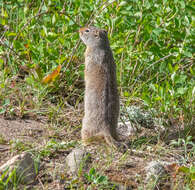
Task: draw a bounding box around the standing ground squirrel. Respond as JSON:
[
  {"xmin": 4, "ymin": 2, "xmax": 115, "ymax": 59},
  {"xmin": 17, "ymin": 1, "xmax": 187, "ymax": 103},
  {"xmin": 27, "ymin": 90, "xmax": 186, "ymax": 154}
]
[{"xmin": 79, "ymin": 26, "xmax": 125, "ymax": 150}]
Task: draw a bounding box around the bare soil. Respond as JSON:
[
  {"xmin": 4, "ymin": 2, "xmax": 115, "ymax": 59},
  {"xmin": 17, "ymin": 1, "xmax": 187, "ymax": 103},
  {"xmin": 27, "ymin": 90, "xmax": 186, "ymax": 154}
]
[
  {"xmin": 0, "ymin": 113, "xmax": 194, "ymax": 189},
  {"xmin": 0, "ymin": 116, "xmax": 46, "ymax": 164}
]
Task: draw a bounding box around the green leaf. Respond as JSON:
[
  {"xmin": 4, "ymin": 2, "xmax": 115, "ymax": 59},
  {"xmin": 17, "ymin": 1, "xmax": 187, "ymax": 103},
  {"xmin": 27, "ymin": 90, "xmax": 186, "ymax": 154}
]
[
  {"xmin": 97, "ymin": 175, "xmax": 107, "ymax": 184},
  {"xmin": 179, "ymin": 1, "xmax": 185, "ymax": 9},
  {"xmin": 52, "ymin": 14, "xmax": 56, "ymax": 24},
  {"xmin": 175, "ymin": 74, "xmax": 187, "ymax": 84},
  {"xmin": 42, "ymin": 26, "xmax": 48, "ymax": 36},
  {"xmin": 3, "ymin": 99, "xmax": 10, "ymax": 106},
  {"xmin": 190, "ymin": 173, "xmax": 195, "ymax": 180},
  {"xmin": 183, "ymin": 51, "xmax": 192, "ymax": 57},
  {"xmin": 6, "ymin": 32, "xmax": 17, "ymax": 37},
  {"xmin": 176, "ymin": 87, "xmax": 187, "ymax": 95},
  {"xmin": 119, "ymin": 1, "xmax": 127, "ymax": 6},
  {"xmin": 89, "ymin": 168, "xmax": 95, "ymax": 176},
  {"xmin": 153, "ymin": 28, "xmax": 162, "ymax": 36},
  {"xmin": 1, "ymin": 8, "xmax": 8, "ymax": 18},
  {"xmin": 124, "ymin": 91, "xmax": 130, "ymax": 97},
  {"xmin": 0, "ymin": 108, "xmax": 6, "ymax": 114},
  {"xmin": 0, "ymin": 58, "xmax": 4, "ymax": 64},
  {"xmin": 116, "ymin": 48, "xmax": 124, "ymax": 54},
  {"xmin": 178, "ymin": 166, "xmax": 190, "ymax": 174},
  {"xmin": 168, "ymin": 63, "xmax": 173, "ymax": 73},
  {"xmin": 190, "ymin": 166, "xmax": 195, "ymax": 174},
  {"xmin": 0, "ymin": 18, "xmax": 6, "ymax": 25},
  {"xmin": 42, "ymin": 4, "xmax": 48, "ymax": 12}
]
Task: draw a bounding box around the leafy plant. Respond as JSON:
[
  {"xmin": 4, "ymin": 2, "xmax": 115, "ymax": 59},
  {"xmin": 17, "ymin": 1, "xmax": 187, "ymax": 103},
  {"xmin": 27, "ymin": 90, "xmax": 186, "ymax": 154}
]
[
  {"xmin": 84, "ymin": 167, "xmax": 110, "ymax": 188},
  {"xmin": 0, "ymin": 168, "xmax": 19, "ymax": 190},
  {"xmin": 38, "ymin": 139, "xmax": 77, "ymax": 158},
  {"xmin": 170, "ymin": 136, "xmax": 195, "ymax": 162},
  {"xmin": 178, "ymin": 165, "xmax": 195, "ymax": 183},
  {"xmin": 42, "ymin": 64, "xmax": 61, "ymax": 84},
  {"xmin": 10, "ymin": 140, "xmax": 32, "ymax": 152},
  {"xmin": 0, "ymin": 0, "xmax": 194, "ymax": 122}
]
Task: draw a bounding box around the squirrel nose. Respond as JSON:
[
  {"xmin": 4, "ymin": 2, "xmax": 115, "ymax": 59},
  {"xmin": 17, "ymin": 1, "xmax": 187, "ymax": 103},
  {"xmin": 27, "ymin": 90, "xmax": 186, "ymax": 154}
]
[
  {"xmin": 79, "ymin": 27, "xmax": 86, "ymax": 34},
  {"xmin": 78, "ymin": 29, "xmax": 82, "ymax": 34}
]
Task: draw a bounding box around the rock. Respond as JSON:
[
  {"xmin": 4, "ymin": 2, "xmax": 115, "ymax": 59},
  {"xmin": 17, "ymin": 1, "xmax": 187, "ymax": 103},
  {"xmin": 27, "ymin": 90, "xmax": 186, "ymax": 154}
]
[
  {"xmin": 145, "ymin": 161, "xmax": 167, "ymax": 180},
  {"xmin": 120, "ymin": 106, "xmax": 165, "ymax": 131},
  {"xmin": 118, "ymin": 184, "xmax": 133, "ymax": 190},
  {"xmin": 66, "ymin": 147, "xmax": 90, "ymax": 175},
  {"xmin": 122, "ymin": 106, "xmax": 154, "ymax": 129},
  {"xmin": 0, "ymin": 152, "xmax": 39, "ymax": 184},
  {"xmin": 145, "ymin": 161, "xmax": 169, "ymax": 188},
  {"xmin": 117, "ymin": 121, "xmax": 137, "ymax": 138}
]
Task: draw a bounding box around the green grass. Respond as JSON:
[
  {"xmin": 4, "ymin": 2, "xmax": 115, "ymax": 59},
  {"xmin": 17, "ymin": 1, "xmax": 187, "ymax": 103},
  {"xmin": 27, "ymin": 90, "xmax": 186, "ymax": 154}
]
[{"xmin": 0, "ymin": 0, "xmax": 194, "ymax": 121}]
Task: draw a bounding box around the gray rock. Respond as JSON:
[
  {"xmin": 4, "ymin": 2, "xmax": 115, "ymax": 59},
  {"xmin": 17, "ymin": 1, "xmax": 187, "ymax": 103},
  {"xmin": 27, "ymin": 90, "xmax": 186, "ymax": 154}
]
[
  {"xmin": 145, "ymin": 160, "xmax": 170, "ymax": 189},
  {"xmin": 121, "ymin": 106, "xmax": 154, "ymax": 129},
  {"xmin": 0, "ymin": 152, "xmax": 39, "ymax": 184},
  {"xmin": 120, "ymin": 106, "xmax": 165, "ymax": 132},
  {"xmin": 117, "ymin": 121, "xmax": 137, "ymax": 137},
  {"xmin": 66, "ymin": 147, "xmax": 90, "ymax": 175},
  {"xmin": 118, "ymin": 184, "xmax": 133, "ymax": 190},
  {"xmin": 145, "ymin": 161, "xmax": 167, "ymax": 180}
]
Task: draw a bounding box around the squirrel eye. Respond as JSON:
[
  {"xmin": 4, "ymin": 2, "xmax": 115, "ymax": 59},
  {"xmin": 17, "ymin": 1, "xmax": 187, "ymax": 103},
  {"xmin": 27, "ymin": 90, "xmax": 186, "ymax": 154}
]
[{"xmin": 85, "ymin": 29, "xmax": 90, "ymax": 33}]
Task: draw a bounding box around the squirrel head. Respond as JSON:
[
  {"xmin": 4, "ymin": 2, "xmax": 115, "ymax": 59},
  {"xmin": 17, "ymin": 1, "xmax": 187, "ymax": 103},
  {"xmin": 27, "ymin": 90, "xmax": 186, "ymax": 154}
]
[{"xmin": 79, "ymin": 26, "xmax": 110, "ymax": 48}]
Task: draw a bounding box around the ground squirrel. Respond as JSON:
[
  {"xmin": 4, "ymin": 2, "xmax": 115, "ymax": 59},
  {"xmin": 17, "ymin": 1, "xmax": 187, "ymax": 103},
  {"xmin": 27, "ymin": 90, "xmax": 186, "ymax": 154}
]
[{"xmin": 79, "ymin": 26, "xmax": 125, "ymax": 150}]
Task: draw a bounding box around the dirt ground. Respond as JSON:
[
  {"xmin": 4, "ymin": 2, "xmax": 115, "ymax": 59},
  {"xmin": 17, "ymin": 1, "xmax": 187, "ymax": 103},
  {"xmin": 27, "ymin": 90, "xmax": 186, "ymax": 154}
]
[
  {"xmin": 0, "ymin": 116, "xmax": 45, "ymax": 163},
  {"xmin": 0, "ymin": 114, "xmax": 194, "ymax": 189}
]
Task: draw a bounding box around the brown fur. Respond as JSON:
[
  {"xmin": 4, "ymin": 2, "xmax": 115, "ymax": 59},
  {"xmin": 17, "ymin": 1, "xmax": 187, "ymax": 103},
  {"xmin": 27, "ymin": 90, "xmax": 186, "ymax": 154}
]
[{"xmin": 79, "ymin": 26, "xmax": 125, "ymax": 150}]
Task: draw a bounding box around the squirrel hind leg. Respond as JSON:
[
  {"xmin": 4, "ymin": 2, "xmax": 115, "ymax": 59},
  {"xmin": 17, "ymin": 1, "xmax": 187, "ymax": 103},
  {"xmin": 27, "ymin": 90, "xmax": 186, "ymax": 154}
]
[
  {"xmin": 104, "ymin": 133, "xmax": 128, "ymax": 153},
  {"xmin": 82, "ymin": 135, "xmax": 105, "ymax": 146}
]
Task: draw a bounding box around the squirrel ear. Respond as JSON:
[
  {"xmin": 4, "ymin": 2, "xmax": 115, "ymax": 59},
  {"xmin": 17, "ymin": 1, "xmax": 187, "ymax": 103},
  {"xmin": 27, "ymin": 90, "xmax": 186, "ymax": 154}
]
[
  {"xmin": 94, "ymin": 30, "xmax": 99, "ymax": 38},
  {"xmin": 99, "ymin": 29, "xmax": 108, "ymax": 38}
]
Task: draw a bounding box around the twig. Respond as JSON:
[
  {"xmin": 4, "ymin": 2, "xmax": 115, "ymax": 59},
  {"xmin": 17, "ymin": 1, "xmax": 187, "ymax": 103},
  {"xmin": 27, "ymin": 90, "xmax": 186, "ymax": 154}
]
[
  {"xmin": 119, "ymin": 30, "xmax": 132, "ymax": 94},
  {"xmin": 0, "ymin": 25, "xmax": 9, "ymax": 41},
  {"xmin": 138, "ymin": 54, "xmax": 173, "ymax": 79},
  {"xmin": 87, "ymin": 0, "xmax": 116, "ymax": 26},
  {"xmin": 12, "ymin": 11, "xmax": 49, "ymax": 46},
  {"xmin": 132, "ymin": 24, "xmax": 142, "ymax": 51},
  {"xmin": 0, "ymin": 147, "xmax": 10, "ymax": 151},
  {"xmin": 61, "ymin": 39, "xmax": 81, "ymax": 70},
  {"xmin": 61, "ymin": 0, "xmax": 114, "ymax": 72},
  {"xmin": 37, "ymin": 176, "xmax": 45, "ymax": 190},
  {"xmin": 131, "ymin": 71, "xmax": 159, "ymax": 93},
  {"xmin": 59, "ymin": 9, "xmax": 80, "ymax": 27},
  {"xmin": 0, "ymin": 39, "xmax": 20, "ymax": 58},
  {"xmin": 131, "ymin": 59, "xmax": 138, "ymax": 77},
  {"xmin": 10, "ymin": 0, "xmax": 46, "ymax": 51}
]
